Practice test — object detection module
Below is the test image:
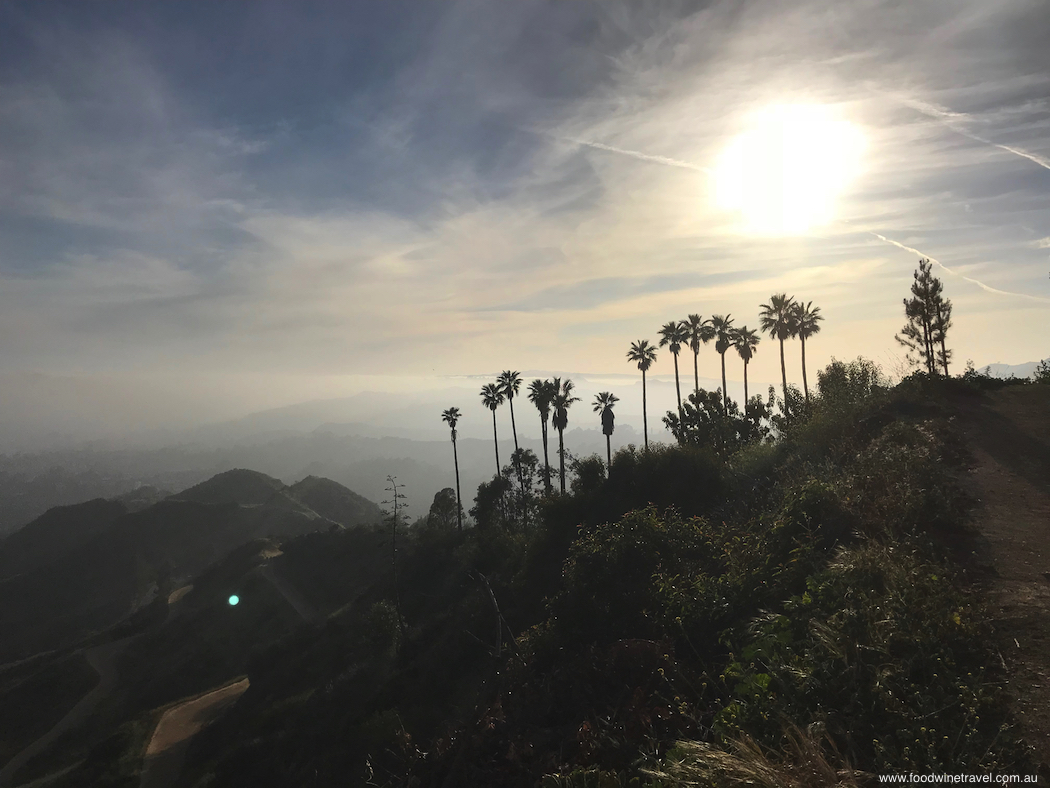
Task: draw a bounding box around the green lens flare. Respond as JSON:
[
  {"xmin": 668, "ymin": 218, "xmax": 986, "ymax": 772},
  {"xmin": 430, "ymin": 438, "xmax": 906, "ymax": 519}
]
[{"xmin": 228, "ymin": 595, "xmax": 239, "ymax": 606}]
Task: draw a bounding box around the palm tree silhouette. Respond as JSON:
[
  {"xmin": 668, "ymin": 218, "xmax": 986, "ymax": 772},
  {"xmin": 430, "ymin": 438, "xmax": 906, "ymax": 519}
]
[
  {"xmin": 480, "ymin": 382, "xmax": 505, "ymax": 476},
  {"xmin": 759, "ymin": 293, "xmax": 798, "ymax": 416},
  {"xmin": 527, "ymin": 378, "xmax": 556, "ymax": 495},
  {"xmin": 710, "ymin": 314, "xmax": 735, "ymax": 413},
  {"xmin": 551, "ymin": 378, "xmax": 580, "ymax": 494},
  {"xmin": 497, "ymin": 370, "xmax": 523, "ymax": 455},
  {"xmin": 733, "ymin": 327, "xmax": 761, "ymax": 413},
  {"xmin": 658, "ymin": 320, "xmax": 690, "ymax": 418},
  {"xmin": 684, "ymin": 313, "xmax": 715, "ymax": 397},
  {"xmin": 440, "ymin": 407, "xmax": 464, "ymax": 531},
  {"xmin": 792, "ymin": 301, "xmax": 823, "ymax": 402},
  {"xmin": 497, "ymin": 370, "xmax": 525, "ymax": 494},
  {"xmin": 627, "ymin": 339, "xmax": 658, "ymax": 450},
  {"xmin": 593, "ymin": 392, "xmax": 619, "ymax": 469}
]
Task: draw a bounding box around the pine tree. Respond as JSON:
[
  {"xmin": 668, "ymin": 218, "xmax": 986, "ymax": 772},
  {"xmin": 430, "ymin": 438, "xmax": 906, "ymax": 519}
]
[{"xmin": 895, "ymin": 258, "xmax": 952, "ymax": 375}]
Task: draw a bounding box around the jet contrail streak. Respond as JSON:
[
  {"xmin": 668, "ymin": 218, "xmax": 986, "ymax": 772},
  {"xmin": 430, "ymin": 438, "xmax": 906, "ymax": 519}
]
[
  {"xmin": 869, "ymin": 231, "xmax": 1050, "ymax": 303},
  {"xmin": 556, "ymin": 135, "xmax": 711, "ymax": 173},
  {"xmin": 893, "ymin": 95, "xmax": 1050, "ymax": 171}
]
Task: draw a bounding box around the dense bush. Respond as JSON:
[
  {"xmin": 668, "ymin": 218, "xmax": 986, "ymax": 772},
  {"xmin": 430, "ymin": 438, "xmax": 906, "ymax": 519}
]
[{"xmin": 716, "ymin": 541, "xmax": 1029, "ymax": 773}]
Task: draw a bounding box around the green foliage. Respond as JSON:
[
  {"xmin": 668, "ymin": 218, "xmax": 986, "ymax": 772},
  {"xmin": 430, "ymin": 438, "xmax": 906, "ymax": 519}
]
[
  {"xmin": 816, "ymin": 357, "xmax": 887, "ymax": 411},
  {"xmin": 662, "ymin": 388, "xmax": 771, "ymax": 457},
  {"xmin": 1034, "ymin": 359, "xmax": 1050, "ymax": 384},
  {"xmin": 716, "ymin": 541, "xmax": 1029, "ymax": 773}
]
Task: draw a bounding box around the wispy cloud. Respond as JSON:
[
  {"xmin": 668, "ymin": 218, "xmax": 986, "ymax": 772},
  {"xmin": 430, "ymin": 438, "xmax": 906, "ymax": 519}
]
[{"xmin": 869, "ymin": 232, "xmax": 1050, "ymax": 303}]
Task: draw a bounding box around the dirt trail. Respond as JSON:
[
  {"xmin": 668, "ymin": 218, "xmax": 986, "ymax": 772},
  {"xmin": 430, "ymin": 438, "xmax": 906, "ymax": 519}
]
[
  {"xmin": 0, "ymin": 635, "xmax": 135, "ymax": 788},
  {"xmin": 956, "ymin": 385, "xmax": 1050, "ymax": 768},
  {"xmin": 139, "ymin": 678, "xmax": 249, "ymax": 788}
]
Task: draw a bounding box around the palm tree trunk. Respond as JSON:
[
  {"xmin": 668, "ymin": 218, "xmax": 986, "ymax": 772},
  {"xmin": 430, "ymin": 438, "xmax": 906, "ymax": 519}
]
[
  {"xmin": 743, "ymin": 359, "xmax": 749, "ymax": 414},
  {"xmin": 606, "ymin": 434, "xmax": 611, "ymax": 470},
  {"xmin": 508, "ymin": 397, "xmax": 519, "ymax": 454},
  {"xmin": 800, "ymin": 335, "xmax": 809, "ymax": 401},
  {"xmin": 693, "ymin": 349, "xmax": 699, "ymax": 396},
  {"xmin": 508, "ymin": 397, "xmax": 525, "ymax": 496},
  {"xmin": 720, "ymin": 352, "xmax": 728, "ymax": 414},
  {"xmin": 779, "ymin": 338, "xmax": 789, "ymax": 417},
  {"xmin": 558, "ymin": 427, "xmax": 566, "ymax": 493},
  {"xmin": 641, "ymin": 370, "xmax": 649, "ymax": 449},
  {"xmin": 540, "ymin": 418, "xmax": 552, "ymax": 495},
  {"xmin": 673, "ymin": 353, "xmax": 682, "ymax": 417},
  {"xmin": 491, "ymin": 409, "xmax": 500, "ymax": 476},
  {"xmin": 452, "ymin": 437, "xmax": 462, "ymax": 531}
]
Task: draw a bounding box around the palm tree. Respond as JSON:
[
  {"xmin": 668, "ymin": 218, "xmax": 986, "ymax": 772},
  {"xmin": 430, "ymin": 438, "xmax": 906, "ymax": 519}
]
[
  {"xmin": 497, "ymin": 370, "xmax": 525, "ymax": 494},
  {"xmin": 440, "ymin": 407, "xmax": 463, "ymax": 531},
  {"xmin": 497, "ymin": 370, "xmax": 523, "ymax": 455},
  {"xmin": 626, "ymin": 339, "xmax": 658, "ymax": 449},
  {"xmin": 733, "ymin": 327, "xmax": 761, "ymax": 413},
  {"xmin": 593, "ymin": 392, "xmax": 619, "ymax": 469},
  {"xmin": 792, "ymin": 301, "xmax": 823, "ymax": 402},
  {"xmin": 658, "ymin": 320, "xmax": 690, "ymax": 417},
  {"xmin": 551, "ymin": 378, "xmax": 580, "ymax": 494},
  {"xmin": 684, "ymin": 313, "xmax": 715, "ymax": 396},
  {"xmin": 480, "ymin": 382, "xmax": 504, "ymax": 476},
  {"xmin": 759, "ymin": 293, "xmax": 798, "ymax": 415},
  {"xmin": 527, "ymin": 378, "xmax": 556, "ymax": 495},
  {"xmin": 710, "ymin": 314, "xmax": 735, "ymax": 413}
]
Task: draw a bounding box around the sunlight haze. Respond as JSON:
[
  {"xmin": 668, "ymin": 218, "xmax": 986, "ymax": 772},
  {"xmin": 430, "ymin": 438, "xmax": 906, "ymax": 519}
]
[{"xmin": 0, "ymin": 0, "xmax": 1048, "ymax": 447}]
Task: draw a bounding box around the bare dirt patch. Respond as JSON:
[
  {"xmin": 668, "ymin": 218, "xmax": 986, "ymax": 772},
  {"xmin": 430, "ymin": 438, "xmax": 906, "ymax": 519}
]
[
  {"xmin": 955, "ymin": 385, "xmax": 1050, "ymax": 769},
  {"xmin": 140, "ymin": 678, "xmax": 249, "ymax": 788}
]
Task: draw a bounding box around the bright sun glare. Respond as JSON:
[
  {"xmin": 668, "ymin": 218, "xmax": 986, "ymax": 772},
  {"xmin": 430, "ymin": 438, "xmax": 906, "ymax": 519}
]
[{"xmin": 714, "ymin": 104, "xmax": 865, "ymax": 235}]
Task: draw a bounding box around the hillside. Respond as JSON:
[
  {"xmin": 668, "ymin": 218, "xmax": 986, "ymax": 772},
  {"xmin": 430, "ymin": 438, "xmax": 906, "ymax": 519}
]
[
  {"xmin": 286, "ymin": 475, "xmax": 382, "ymax": 527},
  {"xmin": 167, "ymin": 468, "xmax": 286, "ymax": 506},
  {"xmin": 0, "ymin": 498, "xmax": 127, "ymax": 580},
  {"xmin": 0, "ymin": 470, "xmax": 380, "ymax": 664}
]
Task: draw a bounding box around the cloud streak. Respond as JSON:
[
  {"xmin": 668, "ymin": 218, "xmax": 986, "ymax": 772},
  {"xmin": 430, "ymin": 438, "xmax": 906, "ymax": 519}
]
[
  {"xmin": 552, "ymin": 134, "xmax": 711, "ymax": 173},
  {"xmin": 869, "ymin": 232, "xmax": 1050, "ymax": 303}
]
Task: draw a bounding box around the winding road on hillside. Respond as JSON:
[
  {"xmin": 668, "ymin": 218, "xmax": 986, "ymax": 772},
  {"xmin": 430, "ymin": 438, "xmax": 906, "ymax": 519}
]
[
  {"xmin": 957, "ymin": 385, "xmax": 1050, "ymax": 768},
  {"xmin": 0, "ymin": 635, "xmax": 135, "ymax": 788}
]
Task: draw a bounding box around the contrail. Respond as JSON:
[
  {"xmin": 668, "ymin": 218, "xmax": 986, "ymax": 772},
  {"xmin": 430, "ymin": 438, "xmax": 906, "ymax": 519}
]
[
  {"xmin": 554, "ymin": 134, "xmax": 711, "ymax": 173},
  {"xmin": 891, "ymin": 94, "xmax": 1050, "ymax": 171},
  {"xmin": 869, "ymin": 231, "xmax": 1050, "ymax": 303}
]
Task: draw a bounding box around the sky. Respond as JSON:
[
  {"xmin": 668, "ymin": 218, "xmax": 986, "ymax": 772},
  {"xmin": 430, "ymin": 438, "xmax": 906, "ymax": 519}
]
[{"xmin": 1, "ymin": 0, "xmax": 1048, "ymax": 448}]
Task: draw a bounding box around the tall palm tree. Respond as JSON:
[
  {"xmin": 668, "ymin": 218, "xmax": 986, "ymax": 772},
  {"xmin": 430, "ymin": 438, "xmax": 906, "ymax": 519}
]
[
  {"xmin": 710, "ymin": 314, "xmax": 735, "ymax": 413},
  {"xmin": 759, "ymin": 293, "xmax": 798, "ymax": 415},
  {"xmin": 684, "ymin": 313, "xmax": 715, "ymax": 396},
  {"xmin": 527, "ymin": 378, "xmax": 556, "ymax": 495},
  {"xmin": 497, "ymin": 370, "xmax": 525, "ymax": 494},
  {"xmin": 626, "ymin": 339, "xmax": 658, "ymax": 449},
  {"xmin": 792, "ymin": 301, "xmax": 823, "ymax": 402},
  {"xmin": 551, "ymin": 378, "xmax": 580, "ymax": 494},
  {"xmin": 658, "ymin": 320, "xmax": 690, "ymax": 417},
  {"xmin": 497, "ymin": 370, "xmax": 523, "ymax": 455},
  {"xmin": 440, "ymin": 407, "xmax": 463, "ymax": 531},
  {"xmin": 480, "ymin": 382, "xmax": 504, "ymax": 476},
  {"xmin": 733, "ymin": 327, "xmax": 761, "ymax": 413},
  {"xmin": 593, "ymin": 392, "xmax": 619, "ymax": 469}
]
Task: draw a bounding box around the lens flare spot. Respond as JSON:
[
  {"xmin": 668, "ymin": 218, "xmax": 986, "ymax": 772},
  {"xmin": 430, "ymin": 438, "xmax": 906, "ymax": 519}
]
[{"xmin": 228, "ymin": 595, "xmax": 240, "ymax": 606}]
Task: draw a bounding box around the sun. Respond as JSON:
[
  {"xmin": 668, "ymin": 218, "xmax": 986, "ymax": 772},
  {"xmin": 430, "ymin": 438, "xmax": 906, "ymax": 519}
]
[{"xmin": 713, "ymin": 104, "xmax": 864, "ymax": 235}]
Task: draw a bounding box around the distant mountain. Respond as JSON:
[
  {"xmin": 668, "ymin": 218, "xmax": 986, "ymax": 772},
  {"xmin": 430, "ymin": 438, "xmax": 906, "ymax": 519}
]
[
  {"xmin": 287, "ymin": 475, "xmax": 383, "ymax": 528},
  {"xmin": 975, "ymin": 359, "xmax": 1048, "ymax": 379},
  {"xmin": 0, "ymin": 498, "xmax": 127, "ymax": 580},
  {"xmin": 168, "ymin": 468, "xmax": 286, "ymax": 505},
  {"xmin": 0, "ymin": 469, "xmax": 381, "ymax": 662}
]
